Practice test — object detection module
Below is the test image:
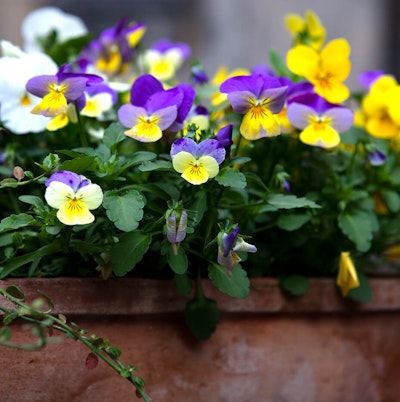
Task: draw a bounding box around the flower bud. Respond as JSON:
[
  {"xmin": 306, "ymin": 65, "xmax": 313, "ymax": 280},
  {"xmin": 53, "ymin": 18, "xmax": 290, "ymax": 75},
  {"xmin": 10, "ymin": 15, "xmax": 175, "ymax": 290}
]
[{"xmin": 13, "ymin": 166, "xmax": 25, "ymax": 181}]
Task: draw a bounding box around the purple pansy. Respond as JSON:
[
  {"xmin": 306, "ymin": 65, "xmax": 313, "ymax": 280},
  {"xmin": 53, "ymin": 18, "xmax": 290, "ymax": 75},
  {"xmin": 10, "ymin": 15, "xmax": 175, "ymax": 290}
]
[
  {"xmin": 45, "ymin": 171, "xmax": 91, "ymax": 191},
  {"xmin": 118, "ymin": 74, "xmax": 195, "ymax": 142},
  {"xmin": 215, "ymin": 124, "xmax": 233, "ymax": 158},
  {"xmin": 220, "ymin": 74, "xmax": 288, "ymax": 140},
  {"xmin": 287, "ymin": 93, "xmax": 354, "ymax": 148},
  {"xmin": 358, "ymin": 70, "xmax": 385, "ymax": 89}
]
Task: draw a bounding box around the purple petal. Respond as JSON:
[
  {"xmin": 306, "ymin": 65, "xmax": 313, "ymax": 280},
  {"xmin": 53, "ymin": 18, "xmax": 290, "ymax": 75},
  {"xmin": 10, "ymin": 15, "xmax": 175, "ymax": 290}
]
[
  {"xmin": 170, "ymin": 137, "xmax": 198, "ymax": 158},
  {"xmin": 26, "ymin": 75, "xmax": 58, "ymax": 97},
  {"xmin": 118, "ymin": 104, "xmax": 147, "ymax": 128},
  {"xmin": 226, "ymin": 90, "xmax": 256, "ymax": 114},
  {"xmin": 325, "ymin": 107, "xmax": 354, "ymax": 132},
  {"xmin": 198, "ymin": 139, "xmax": 226, "ymax": 164},
  {"xmin": 85, "ymin": 83, "xmax": 118, "ymax": 104},
  {"xmin": 251, "ymin": 64, "xmax": 275, "ymax": 76},
  {"xmin": 130, "ymin": 74, "xmax": 164, "ymax": 106},
  {"xmin": 287, "ymin": 102, "xmax": 316, "ymax": 129},
  {"xmin": 260, "ymin": 86, "xmax": 288, "ymax": 114},
  {"xmin": 368, "ymin": 147, "xmax": 387, "ymax": 166},
  {"xmin": 46, "ymin": 171, "xmax": 90, "ymax": 192},
  {"xmin": 168, "ymin": 83, "xmax": 195, "ymax": 132},
  {"xmin": 62, "ymin": 77, "xmax": 89, "ymax": 101},
  {"xmin": 358, "ymin": 70, "xmax": 385, "ymax": 88},
  {"xmin": 215, "ymin": 124, "xmax": 233, "ymax": 157},
  {"xmin": 222, "ymin": 226, "xmax": 240, "ymax": 257},
  {"xmin": 146, "ymin": 87, "xmax": 183, "ymax": 115},
  {"xmin": 151, "ymin": 38, "xmax": 191, "ymax": 59},
  {"xmin": 153, "ymin": 105, "xmax": 178, "ymax": 130},
  {"xmin": 287, "ymin": 81, "xmax": 315, "ymax": 103},
  {"xmin": 220, "ymin": 75, "xmax": 265, "ymax": 97}
]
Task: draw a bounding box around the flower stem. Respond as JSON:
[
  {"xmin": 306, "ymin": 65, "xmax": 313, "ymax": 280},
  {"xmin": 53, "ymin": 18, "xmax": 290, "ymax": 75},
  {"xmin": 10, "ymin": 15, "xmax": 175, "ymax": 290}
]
[{"xmin": 74, "ymin": 102, "xmax": 89, "ymax": 147}]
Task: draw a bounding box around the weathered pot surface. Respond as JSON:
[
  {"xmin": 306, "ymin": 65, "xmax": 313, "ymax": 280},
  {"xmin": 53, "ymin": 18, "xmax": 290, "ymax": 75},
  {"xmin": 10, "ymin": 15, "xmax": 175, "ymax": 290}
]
[{"xmin": 0, "ymin": 277, "xmax": 399, "ymax": 402}]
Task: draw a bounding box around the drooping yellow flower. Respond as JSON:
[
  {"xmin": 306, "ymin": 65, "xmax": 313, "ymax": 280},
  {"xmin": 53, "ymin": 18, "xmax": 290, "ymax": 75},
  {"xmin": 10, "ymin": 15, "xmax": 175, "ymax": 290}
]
[
  {"xmin": 336, "ymin": 252, "xmax": 360, "ymax": 297},
  {"xmin": 286, "ymin": 38, "xmax": 351, "ymax": 103},
  {"xmin": 285, "ymin": 10, "xmax": 326, "ymax": 49},
  {"xmin": 361, "ymin": 75, "xmax": 400, "ymax": 139}
]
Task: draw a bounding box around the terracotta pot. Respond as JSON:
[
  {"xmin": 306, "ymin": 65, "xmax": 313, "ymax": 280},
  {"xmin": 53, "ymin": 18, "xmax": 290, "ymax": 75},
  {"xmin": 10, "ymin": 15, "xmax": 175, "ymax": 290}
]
[{"xmin": 0, "ymin": 277, "xmax": 400, "ymax": 402}]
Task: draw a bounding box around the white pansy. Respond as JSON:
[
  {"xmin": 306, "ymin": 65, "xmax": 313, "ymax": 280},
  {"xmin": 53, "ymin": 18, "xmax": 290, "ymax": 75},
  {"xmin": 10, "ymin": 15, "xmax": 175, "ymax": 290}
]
[
  {"xmin": 21, "ymin": 7, "xmax": 88, "ymax": 53},
  {"xmin": 0, "ymin": 44, "xmax": 57, "ymax": 134}
]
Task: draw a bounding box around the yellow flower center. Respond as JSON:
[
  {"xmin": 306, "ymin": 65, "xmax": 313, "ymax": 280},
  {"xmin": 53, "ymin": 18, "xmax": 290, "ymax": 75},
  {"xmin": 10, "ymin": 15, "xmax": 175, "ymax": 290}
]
[{"xmin": 20, "ymin": 93, "xmax": 31, "ymax": 106}]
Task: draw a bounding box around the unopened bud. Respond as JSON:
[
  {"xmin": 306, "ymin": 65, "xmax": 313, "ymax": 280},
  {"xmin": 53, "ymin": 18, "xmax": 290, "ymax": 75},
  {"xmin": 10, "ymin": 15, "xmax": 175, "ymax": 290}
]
[{"xmin": 13, "ymin": 166, "xmax": 25, "ymax": 181}]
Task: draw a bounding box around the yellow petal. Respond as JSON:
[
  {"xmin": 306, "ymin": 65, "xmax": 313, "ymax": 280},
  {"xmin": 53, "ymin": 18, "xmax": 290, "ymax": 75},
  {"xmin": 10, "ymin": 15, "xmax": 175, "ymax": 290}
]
[
  {"xmin": 46, "ymin": 113, "xmax": 69, "ymax": 131},
  {"xmin": 125, "ymin": 120, "xmax": 163, "ymax": 142},
  {"xmin": 284, "ymin": 14, "xmax": 305, "ymax": 35},
  {"xmin": 314, "ymin": 81, "xmax": 350, "ymax": 104},
  {"xmin": 286, "ymin": 45, "xmax": 319, "ymax": 77},
  {"xmin": 172, "ymin": 151, "xmax": 196, "ymax": 174},
  {"xmin": 241, "ymin": 108, "xmax": 281, "ymax": 140},
  {"xmin": 299, "ymin": 123, "xmax": 340, "ymax": 148},
  {"xmin": 336, "ymin": 252, "xmax": 360, "ymax": 297},
  {"xmin": 57, "ymin": 199, "xmax": 95, "ymax": 225},
  {"xmin": 31, "ymin": 91, "xmax": 68, "ymax": 117}
]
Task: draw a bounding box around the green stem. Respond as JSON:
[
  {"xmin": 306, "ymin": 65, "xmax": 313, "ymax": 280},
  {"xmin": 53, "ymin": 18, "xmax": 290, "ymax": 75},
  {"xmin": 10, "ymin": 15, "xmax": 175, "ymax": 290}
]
[{"xmin": 74, "ymin": 102, "xmax": 88, "ymax": 147}]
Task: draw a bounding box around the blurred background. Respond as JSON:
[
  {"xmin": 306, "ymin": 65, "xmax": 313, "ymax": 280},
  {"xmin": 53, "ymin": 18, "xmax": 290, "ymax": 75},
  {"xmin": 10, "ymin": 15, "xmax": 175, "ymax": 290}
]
[{"xmin": 0, "ymin": 0, "xmax": 398, "ymax": 89}]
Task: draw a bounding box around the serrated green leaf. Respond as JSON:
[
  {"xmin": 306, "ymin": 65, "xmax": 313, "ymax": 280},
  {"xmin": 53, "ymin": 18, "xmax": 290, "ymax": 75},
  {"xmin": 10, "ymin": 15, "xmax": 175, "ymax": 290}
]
[
  {"xmin": 185, "ymin": 296, "xmax": 220, "ymax": 340},
  {"xmin": 0, "ymin": 214, "xmax": 36, "ymax": 233},
  {"xmin": 277, "ymin": 213, "xmax": 311, "ymax": 231},
  {"xmin": 337, "ymin": 210, "xmax": 373, "ymax": 252},
  {"xmin": 281, "ymin": 275, "xmax": 310, "ymax": 296},
  {"xmin": 111, "ymin": 231, "xmax": 152, "ymax": 276},
  {"xmin": 167, "ymin": 246, "xmax": 188, "ymax": 274},
  {"xmin": 267, "ymin": 193, "xmax": 321, "ymax": 209},
  {"xmin": 208, "ymin": 264, "xmax": 250, "ymax": 298},
  {"xmin": 103, "ymin": 190, "xmax": 145, "ymax": 232},
  {"xmin": 215, "ymin": 168, "xmax": 247, "ymax": 189}
]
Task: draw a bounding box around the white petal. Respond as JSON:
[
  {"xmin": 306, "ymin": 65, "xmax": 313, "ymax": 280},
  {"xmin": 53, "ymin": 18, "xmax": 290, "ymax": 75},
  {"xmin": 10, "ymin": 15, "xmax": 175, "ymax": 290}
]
[
  {"xmin": 76, "ymin": 184, "xmax": 104, "ymax": 209},
  {"xmin": 45, "ymin": 182, "xmax": 75, "ymax": 209}
]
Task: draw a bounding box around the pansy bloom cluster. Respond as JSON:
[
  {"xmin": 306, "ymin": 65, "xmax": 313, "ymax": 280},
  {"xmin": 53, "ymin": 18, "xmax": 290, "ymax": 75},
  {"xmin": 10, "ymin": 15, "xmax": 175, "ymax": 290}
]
[{"xmin": 1, "ymin": 7, "xmax": 400, "ymax": 337}]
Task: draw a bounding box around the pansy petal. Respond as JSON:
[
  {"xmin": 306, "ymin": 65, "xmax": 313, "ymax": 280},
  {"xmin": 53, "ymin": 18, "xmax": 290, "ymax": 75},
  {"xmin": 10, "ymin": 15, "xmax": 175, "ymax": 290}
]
[
  {"xmin": 26, "ymin": 75, "xmax": 58, "ymax": 98},
  {"xmin": 46, "ymin": 170, "xmax": 83, "ymax": 190},
  {"xmin": 260, "ymin": 86, "xmax": 288, "ymax": 114},
  {"xmin": 181, "ymin": 155, "xmax": 219, "ymax": 185},
  {"xmin": 299, "ymin": 124, "xmax": 340, "ymax": 148},
  {"xmin": 125, "ymin": 121, "xmax": 163, "ymax": 142},
  {"xmin": 170, "ymin": 138, "xmax": 198, "ymax": 158},
  {"xmin": 152, "ymin": 105, "xmax": 178, "ymax": 130},
  {"xmin": 118, "ymin": 104, "xmax": 147, "ymax": 128},
  {"xmin": 241, "ymin": 109, "xmax": 281, "ymax": 140},
  {"xmin": 287, "ymin": 102, "xmax": 317, "ymax": 129},
  {"xmin": 76, "ymin": 184, "xmax": 103, "ymax": 209},
  {"xmin": 325, "ymin": 107, "xmax": 354, "ymax": 132},
  {"xmin": 198, "ymin": 139, "xmax": 226, "ymax": 164},
  {"xmin": 130, "ymin": 74, "xmax": 164, "ymax": 106},
  {"xmin": 172, "ymin": 151, "xmax": 196, "ymax": 173},
  {"xmin": 57, "ymin": 200, "xmax": 95, "ymax": 225},
  {"xmin": 227, "ymin": 91, "xmax": 258, "ymax": 114},
  {"xmin": 220, "ymin": 75, "xmax": 264, "ymax": 97},
  {"xmin": 286, "ymin": 45, "xmax": 319, "ymax": 77},
  {"xmin": 45, "ymin": 181, "xmax": 75, "ymax": 209}
]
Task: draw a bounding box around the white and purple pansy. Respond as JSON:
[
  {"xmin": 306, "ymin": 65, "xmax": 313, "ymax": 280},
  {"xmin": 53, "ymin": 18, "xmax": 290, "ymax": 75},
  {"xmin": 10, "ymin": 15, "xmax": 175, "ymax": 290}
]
[
  {"xmin": 170, "ymin": 137, "xmax": 226, "ymax": 185},
  {"xmin": 44, "ymin": 171, "xmax": 103, "ymax": 226}
]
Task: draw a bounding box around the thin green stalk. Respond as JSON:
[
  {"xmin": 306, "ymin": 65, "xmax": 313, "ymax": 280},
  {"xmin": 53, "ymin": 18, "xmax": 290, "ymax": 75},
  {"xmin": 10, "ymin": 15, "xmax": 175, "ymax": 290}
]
[{"xmin": 74, "ymin": 102, "xmax": 89, "ymax": 147}]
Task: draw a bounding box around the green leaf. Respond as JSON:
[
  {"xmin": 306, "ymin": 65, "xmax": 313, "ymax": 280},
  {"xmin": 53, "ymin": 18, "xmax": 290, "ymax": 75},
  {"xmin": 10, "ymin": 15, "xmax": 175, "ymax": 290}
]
[
  {"xmin": 188, "ymin": 190, "xmax": 208, "ymax": 227},
  {"xmin": 277, "ymin": 213, "xmax": 311, "ymax": 231},
  {"xmin": 138, "ymin": 160, "xmax": 172, "ymax": 171},
  {"xmin": 58, "ymin": 156, "xmax": 97, "ymax": 174},
  {"xmin": 111, "ymin": 231, "xmax": 152, "ymax": 276},
  {"xmin": 103, "ymin": 190, "xmax": 146, "ymax": 232},
  {"xmin": 215, "ymin": 168, "xmax": 247, "ymax": 189},
  {"xmin": 347, "ymin": 272, "xmax": 373, "ymax": 303},
  {"xmin": 0, "ymin": 214, "xmax": 36, "ymax": 233},
  {"xmin": 267, "ymin": 193, "xmax": 321, "ymax": 209},
  {"xmin": 167, "ymin": 246, "xmax": 188, "ymax": 274},
  {"xmin": 185, "ymin": 296, "xmax": 220, "ymax": 340},
  {"xmin": 280, "ymin": 275, "xmax": 310, "ymax": 296},
  {"xmin": 102, "ymin": 122, "xmax": 127, "ymax": 149},
  {"xmin": 18, "ymin": 195, "xmax": 46, "ymax": 211},
  {"xmin": 269, "ymin": 49, "xmax": 293, "ymax": 77},
  {"xmin": 382, "ymin": 189, "xmax": 400, "ymax": 213},
  {"xmin": 0, "ymin": 178, "xmax": 19, "ymax": 188},
  {"xmin": 174, "ymin": 274, "xmax": 193, "ymax": 296},
  {"xmin": 337, "ymin": 210, "xmax": 373, "ymax": 252},
  {"xmin": 5, "ymin": 285, "xmax": 25, "ymax": 301},
  {"xmin": 208, "ymin": 264, "xmax": 250, "ymax": 298}
]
